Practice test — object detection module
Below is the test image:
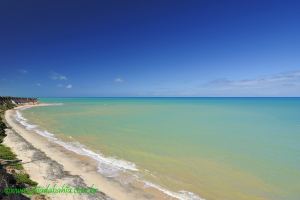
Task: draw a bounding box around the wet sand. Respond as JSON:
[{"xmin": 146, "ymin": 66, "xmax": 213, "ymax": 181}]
[{"xmin": 4, "ymin": 104, "xmax": 169, "ymax": 200}]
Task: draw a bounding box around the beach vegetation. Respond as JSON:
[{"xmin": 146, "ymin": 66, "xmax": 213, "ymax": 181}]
[
  {"xmin": 14, "ymin": 173, "xmax": 38, "ymax": 187},
  {"xmin": 0, "ymin": 144, "xmax": 17, "ymax": 160},
  {"xmin": 0, "ymin": 98, "xmax": 39, "ymax": 195},
  {"xmin": 0, "ymin": 121, "xmax": 7, "ymax": 143}
]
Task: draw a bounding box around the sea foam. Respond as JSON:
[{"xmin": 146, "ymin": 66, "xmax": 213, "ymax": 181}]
[
  {"xmin": 15, "ymin": 109, "xmax": 138, "ymax": 174},
  {"xmin": 15, "ymin": 111, "xmax": 38, "ymax": 130},
  {"xmin": 143, "ymin": 181, "xmax": 204, "ymax": 200},
  {"xmin": 14, "ymin": 107, "xmax": 204, "ymax": 200}
]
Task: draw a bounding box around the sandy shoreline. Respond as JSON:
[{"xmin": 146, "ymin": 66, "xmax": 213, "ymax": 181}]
[{"xmin": 3, "ymin": 104, "xmax": 166, "ymax": 200}]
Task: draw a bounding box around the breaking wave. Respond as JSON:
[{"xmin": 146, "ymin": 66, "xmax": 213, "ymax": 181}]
[{"xmin": 14, "ymin": 106, "xmax": 204, "ymax": 200}]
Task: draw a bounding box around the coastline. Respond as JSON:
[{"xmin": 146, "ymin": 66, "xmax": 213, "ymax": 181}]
[
  {"xmin": 3, "ymin": 104, "xmax": 184, "ymax": 200},
  {"xmin": 4, "ymin": 104, "xmax": 137, "ymax": 200}
]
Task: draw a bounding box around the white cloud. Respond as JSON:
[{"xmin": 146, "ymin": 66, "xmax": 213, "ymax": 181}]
[
  {"xmin": 147, "ymin": 70, "xmax": 300, "ymax": 97},
  {"xmin": 207, "ymin": 70, "xmax": 300, "ymax": 89},
  {"xmin": 114, "ymin": 78, "xmax": 124, "ymax": 83},
  {"xmin": 200, "ymin": 70, "xmax": 300, "ymax": 96},
  {"xmin": 36, "ymin": 83, "xmax": 41, "ymax": 87},
  {"xmin": 50, "ymin": 72, "xmax": 67, "ymax": 80},
  {"xmin": 18, "ymin": 69, "xmax": 28, "ymax": 74},
  {"xmin": 57, "ymin": 83, "xmax": 72, "ymax": 89}
]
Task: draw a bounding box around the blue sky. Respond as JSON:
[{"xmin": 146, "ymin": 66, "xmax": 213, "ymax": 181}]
[{"xmin": 0, "ymin": 0, "xmax": 300, "ymax": 97}]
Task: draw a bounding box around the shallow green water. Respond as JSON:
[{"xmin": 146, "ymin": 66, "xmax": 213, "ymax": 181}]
[{"xmin": 22, "ymin": 98, "xmax": 300, "ymax": 200}]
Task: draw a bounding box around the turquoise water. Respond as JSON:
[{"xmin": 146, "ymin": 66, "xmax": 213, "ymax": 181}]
[{"xmin": 22, "ymin": 98, "xmax": 300, "ymax": 200}]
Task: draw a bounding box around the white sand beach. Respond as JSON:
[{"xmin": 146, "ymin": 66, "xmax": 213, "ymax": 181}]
[{"xmin": 3, "ymin": 104, "xmax": 171, "ymax": 200}]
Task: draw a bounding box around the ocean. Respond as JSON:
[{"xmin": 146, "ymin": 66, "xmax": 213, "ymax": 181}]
[{"xmin": 18, "ymin": 97, "xmax": 300, "ymax": 200}]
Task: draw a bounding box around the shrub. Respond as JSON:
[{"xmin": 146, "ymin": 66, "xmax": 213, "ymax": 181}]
[
  {"xmin": 0, "ymin": 144, "xmax": 17, "ymax": 160},
  {"xmin": 14, "ymin": 173, "xmax": 38, "ymax": 186}
]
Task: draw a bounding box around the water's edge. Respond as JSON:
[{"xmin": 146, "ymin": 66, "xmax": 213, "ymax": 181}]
[{"xmin": 16, "ymin": 104, "xmax": 204, "ymax": 200}]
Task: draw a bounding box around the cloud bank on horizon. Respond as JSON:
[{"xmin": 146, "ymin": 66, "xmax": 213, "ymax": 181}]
[
  {"xmin": 141, "ymin": 70, "xmax": 300, "ymax": 97},
  {"xmin": 200, "ymin": 70, "xmax": 300, "ymax": 97}
]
